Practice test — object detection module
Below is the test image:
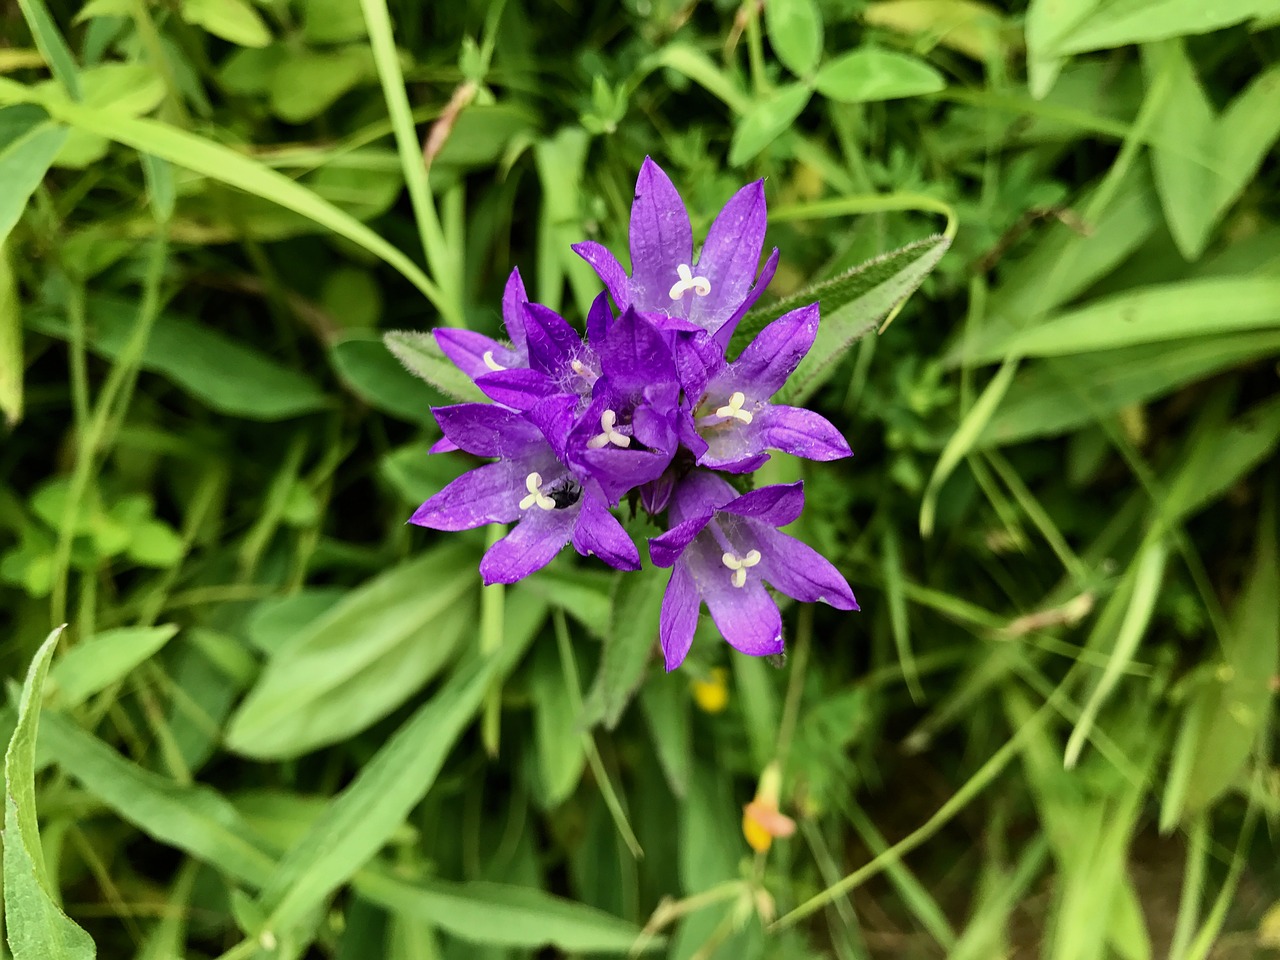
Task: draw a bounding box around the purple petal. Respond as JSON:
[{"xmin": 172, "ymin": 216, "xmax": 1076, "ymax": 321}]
[
  {"xmin": 586, "ymin": 291, "xmax": 612, "ymax": 346},
  {"xmin": 727, "ymin": 302, "xmax": 819, "ymax": 399},
  {"xmin": 668, "ymin": 471, "xmax": 739, "ymax": 526},
  {"xmin": 572, "ymin": 495, "xmax": 640, "ymax": 571},
  {"xmin": 475, "ymin": 368, "xmax": 559, "ymax": 411},
  {"xmin": 686, "ymin": 537, "xmax": 783, "ymax": 656},
  {"xmin": 721, "ymin": 482, "xmax": 805, "ymax": 527},
  {"xmin": 639, "ymin": 474, "xmax": 675, "ymax": 514},
  {"xmin": 523, "ymin": 303, "xmax": 584, "ymax": 378},
  {"xmin": 479, "ymin": 506, "xmax": 575, "ymax": 585},
  {"xmin": 429, "ymin": 437, "xmax": 459, "ymax": 454},
  {"xmin": 434, "ymin": 328, "xmax": 519, "ymax": 380},
  {"xmin": 757, "ymin": 528, "xmax": 858, "ymax": 610},
  {"xmin": 714, "ymin": 247, "xmax": 779, "ymax": 347},
  {"xmin": 676, "ymin": 407, "xmax": 709, "ymax": 460},
  {"xmin": 649, "ymin": 513, "xmax": 714, "ymax": 568},
  {"xmin": 598, "ymin": 308, "xmax": 678, "ymax": 393},
  {"xmin": 671, "ymin": 330, "xmax": 725, "ymax": 402},
  {"xmin": 410, "ymin": 461, "xmax": 521, "ymax": 530},
  {"xmin": 629, "ymin": 157, "xmax": 692, "ymax": 311},
  {"xmin": 659, "ymin": 562, "xmax": 701, "ymax": 671},
  {"xmin": 527, "ymin": 393, "xmax": 579, "ymax": 464},
  {"xmin": 754, "ymin": 405, "xmax": 852, "ymax": 462},
  {"xmin": 694, "ymin": 180, "xmax": 767, "ymax": 328},
  {"xmin": 501, "ymin": 268, "xmax": 530, "ymax": 354},
  {"xmin": 573, "ymin": 241, "xmax": 630, "ymax": 311},
  {"xmin": 433, "ymin": 403, "xmax": 541, "ymax": 458}
]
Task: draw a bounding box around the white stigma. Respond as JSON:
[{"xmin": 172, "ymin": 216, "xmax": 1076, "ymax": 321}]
[
  {"xmin": 571, "ymin": 359, "xmax": 587, "ymax": 376},
  {"xmin": 668, "ymin": 263, "xmax": 711, "ymax": 301},
  {"xmin": 518, "ymin": 472, "xmax": 556, "ymax": 511},
  {"xmin": 586, "ymin": 409, "xmax": 631, "ymax": 449},
  {"xmin": 714, "ymin": 391, "xmax": 753, "ymax": 424},
  {"xmin": 482, "ymin": 350, "xmax": 505, "ymax": 372},
  {"xmin": 721, "ymin": 549, "xmax": 762, "ymax": 588}
]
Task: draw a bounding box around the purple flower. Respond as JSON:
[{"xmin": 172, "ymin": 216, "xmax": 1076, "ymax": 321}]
[
  {"xmin": 410, "ymin": 401, "xmax": 639, "ymax": 584},
  {"xmin": 692, "ymin": 303, "xmax": 852, "ymax": 473},
  {"xmin": 573, "ymin": 157, "xmax": 779, "ymax": 345},
  {"xmin": 649, "ymin": 472, "xmax": 857, "ymax": 671},
  {"xmin": 433, "ymin": 268, "xmax": 530, "ymax": 379}
]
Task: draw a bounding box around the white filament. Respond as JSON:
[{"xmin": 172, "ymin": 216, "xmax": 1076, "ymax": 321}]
[{"xmin": 482, "ymin": 351, "xmax": 505, "ymax": 372}]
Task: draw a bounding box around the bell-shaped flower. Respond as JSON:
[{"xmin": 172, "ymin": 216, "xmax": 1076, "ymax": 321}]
[
  {"xmin": 692, "ymin": 303, "xmax": 852, "ymax": 473},
  {"xmin": 410, "ymin": 401, "xmax": 639, "ymax": 584},
  {"xmin": 573, "ymin": 157, "xmax": 779, "ymax": 345},
  {"xmin": 564, "ymin": 308, "xmax": 688, "ymax": 504},
  {"xmin": 648, "ymin": 472, "xmax": 856, "ymax": 670}
]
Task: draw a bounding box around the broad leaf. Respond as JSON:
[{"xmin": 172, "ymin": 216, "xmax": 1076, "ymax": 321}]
[
  {"xmin": 814, "ymin": 49, "xmax": 945, "ymax": 104},
  {"xmin": 0, "ymin": 103, "xmax": 68, "ymax": 247},
  {"xmin": 225, "ymin": 545, "xmax": 479, "ymax": 759}
]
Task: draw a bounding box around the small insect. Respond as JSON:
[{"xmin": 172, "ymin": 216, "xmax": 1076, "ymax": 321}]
[
  {"xmin": 765, "ymin": 652, "xmax": 787, "ymax": 669},
  {"xmin": 547, "ymin": 479, "xmax": 583, "ymax": 510}
]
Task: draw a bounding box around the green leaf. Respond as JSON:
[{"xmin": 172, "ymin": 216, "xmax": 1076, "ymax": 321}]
[
  {"xmin": 1024, "ymin": 0, "xmax": 1102, "ymax": 97},
  {"xmin": 331, "ymin": 334, "xmax": 440, "ymax": 425},
  {"xmin": 383, "ymin": 330, "xmax": 484, "ymax": 403},
  {"xmin": 38, "ymin": 709, "xmax": 275, "ymax": 885},
  {"xmin": 140, "ymin": 152, "xmax": 175, "ymax": 223},
  {"xmin": 181, "ymin": 0, "xmax": 272, "ymax": 47},
  {"xmin": 639, "ymin": 676, "xmax": 690, "ymax": 798},
  {"xmin": 269, "ymin": 48, "xmax": 372, "ymax": 123},
  {"xmin": 583, "ymin": 565, "xmax": 665, "ymax": 729},
  {"xmin": 3, "ymin": 626, "xmax": 97, "ymax": 960},
  {"xmin": 255, "ymin": 630, "xmax": 537, "ymax": 932},
  {"xmin": 728, "ymin": 83, "xmax": 812, "ymax": 167},
  {"xmin": 28, "ymin": 296, "xmax": 330, "ymax": 420},
  {"xmin": 225, "ymin": 545, "xmax": 478, "ymax": 759},
  {"xmin": 814, "ymin": 49, "xmax": 946, "ymax": 104},
  {"xmin": 0, "ymin": 85, "xmax": 445, "ymax": 307},
  {"xmin": 15, "ymin": 0, "xmax": 81, "ymax": 99},
  {"xmin": 49, "ymin": 624, "xmax": 179, "ymax": 708},
  {"xmin": 977, "ymin": 331, "xmax": 1280, "ymax": 447},
  {"xmin": 0, "ymin": 104, "xmax": 68, "ymax": 248},
  {"xmin": 301, "ymin": 0, "xmax": 367, "ymax": 43},
  {"xmin": 530, "ymin": 642, "xmax": 588, "ymax": 807},
  {"xmin": 960, "ymin": 277, "xmax": 1280, "ymax": 363},
  {"xmin": 764, "ymin": 0, "xmax": 824, "ymax": 78},
  {"xmin": 1164, "ymin": 498, "xmax": 1278, "ymax": 821},
  {"xmin": 1050, "ymin": 0, "xmax": 1280, "ymax": 56},
  {"xmin": 355, "ymin": 870, "xmax": 660, "ymax": 953},
  {"xmin": 0, "ymin": 242, "xmax": 20, "ymax": 426},
  {"xmin": 735, "ymin": 234, "xmax": 949, "ymax": 405},
  {"xmin": 1144, "ymin": 43, "xmax": 1280, "ymax": 260}
]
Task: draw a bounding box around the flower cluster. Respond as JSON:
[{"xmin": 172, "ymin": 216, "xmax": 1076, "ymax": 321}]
[{"xmin": 411, "ymin": 158, "xmax": 857, "ymax": 669}]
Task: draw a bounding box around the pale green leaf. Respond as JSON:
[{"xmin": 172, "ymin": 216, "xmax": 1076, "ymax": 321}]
[
  {"xmin": 330, "ymin": 335, "xmax": 440, "ymax": 425},
  {"xmin": 961, "ymin": 278, "xmax": 1280, "ymax": 363},
  {"xmin": 3, "ymin": 626, "xmax": 97, "ymax": 960},
  {"xmin": 49, "ymin": 624, "xmax": 179, "ymax": 708},
  {"xmin": 15, "ymin": 0, "xmax": 81, "ymax": 100},
  {"xmin": 225, "ymin": 546, "xmax": 478, "ymax": 759},
  {"xmin": 181, "ymin": 0, "xmax": 272, "ymax": 48},
  {"xmin": 356, "ymin": 870, "xmax": 660, "ymax": 953},
  {"xmin": 728, "ymin": 83, "xmax": 812, "ymax": 167},
  {"xmin": 814, "ymin": 48, "xmax": 946, "ymax": 104},
  {"xmin": 0, "ymin": 242, "xmax": 20, "ymax": 426},
  {"xmin": 1052, "ymin": 0, "xmax": 1280, "ymax": 56},
  {"xmin": 764, "ymin": 0, "xmax": 824, "ymax": 78},
  {"xmin": 0, "ymin": 104, "xmax": 68, "ymax": 248}
]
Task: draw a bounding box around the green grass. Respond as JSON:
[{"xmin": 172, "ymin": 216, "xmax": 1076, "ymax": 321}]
[{"xmin": 1, "ymin": 0, "xmax": 1278, "ymax": 958}]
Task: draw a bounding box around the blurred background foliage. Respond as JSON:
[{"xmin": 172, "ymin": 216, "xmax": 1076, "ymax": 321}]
[{"xmin": 1, "ymin": 0, "xmax": 1279, "ymax": 957}]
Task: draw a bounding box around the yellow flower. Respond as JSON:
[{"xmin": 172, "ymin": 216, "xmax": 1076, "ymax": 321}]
[
  {"xmin": 690, "ymin": 667, "xmax": 729, "ymax": 713},
  {"xmin": 742, "ymin": 762, "xmax": 795, "ymax": 853}
]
